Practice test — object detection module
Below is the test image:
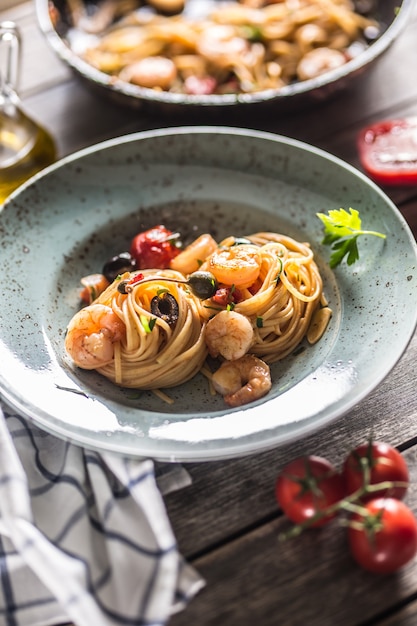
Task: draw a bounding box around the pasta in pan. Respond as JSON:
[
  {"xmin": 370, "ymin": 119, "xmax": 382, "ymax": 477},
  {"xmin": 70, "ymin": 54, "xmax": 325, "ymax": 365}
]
[
  {"xmin": 79, "ymin": 0, "xmax": 379, "ymax": 96},
  {"xmin": 65, "ymin": 228, "xmax": 331, "ymax": 406}
]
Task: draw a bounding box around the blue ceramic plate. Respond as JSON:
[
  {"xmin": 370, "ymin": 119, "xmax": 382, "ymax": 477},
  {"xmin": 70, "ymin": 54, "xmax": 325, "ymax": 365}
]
[{"xmin": 1, "ymin": 127, "xmax": 416, "ymax": 461}]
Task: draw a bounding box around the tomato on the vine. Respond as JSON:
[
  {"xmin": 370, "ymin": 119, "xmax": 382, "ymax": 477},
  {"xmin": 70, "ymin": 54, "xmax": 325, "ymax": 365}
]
[
  {"xmin": 348, "ymin": 497, "xmax": 417, "ymax": 574},
  {"xmin": 275, "ymin": 456, "xmax": 346, "ymax": 527},
  {"xmin": 130, "ymin": 225, "xmax": 180, "ymax": 269},
  {"xmin": 343, "ymin": 441, "xmax": 409, "ymax": 502}
]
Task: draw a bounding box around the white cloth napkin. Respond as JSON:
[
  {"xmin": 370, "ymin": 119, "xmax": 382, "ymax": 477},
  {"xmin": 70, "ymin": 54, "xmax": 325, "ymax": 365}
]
[{"xmin": 0, "ymin": 402, "xmax": 204, "ymax": 626}]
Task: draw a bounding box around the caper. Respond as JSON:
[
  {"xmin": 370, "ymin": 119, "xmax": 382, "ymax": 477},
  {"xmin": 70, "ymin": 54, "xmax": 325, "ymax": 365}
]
[
  {"xmin": 187, "ymin": 271, "xmax": 218, "ymax": 299},
  {"xmin": 102, "ymin": 252, "xmax": 136, "ymax": 283},
  {"xmin": 151, "ymin": 293, "xmax": 179, "ymax": 327}
]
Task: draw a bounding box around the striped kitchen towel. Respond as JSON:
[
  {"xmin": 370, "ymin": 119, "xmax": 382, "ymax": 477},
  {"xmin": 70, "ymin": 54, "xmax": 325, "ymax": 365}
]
[{"xmin": 0, "ymin": 402, "xmax": 204, "ymax": 626}]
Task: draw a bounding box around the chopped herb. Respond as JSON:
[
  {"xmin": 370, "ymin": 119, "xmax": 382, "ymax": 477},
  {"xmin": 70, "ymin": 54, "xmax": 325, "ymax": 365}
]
[
  {"xmin": 241, "ymin": 24, "xmax": 263, "ymax": 41},
  {"xmin": 275, "ymin": 257, "xmax": 283, "ymax": 283},
  {"xmin": 256, "ymin": 316, "xmax": 264, "ymax": 328},
  {"xmin": 317, "ymin": 207, "xmax": 386, "ymax": 268},
  {"xmin": 140, "ymin": 315, "xmax": 156, "ymax": 333}
]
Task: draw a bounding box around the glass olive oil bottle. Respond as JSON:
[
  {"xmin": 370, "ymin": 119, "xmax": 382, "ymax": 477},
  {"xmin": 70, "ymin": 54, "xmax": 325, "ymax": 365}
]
[{"xmin": 0, "ymin": 21, "xmax": 56, "ymax": 204}]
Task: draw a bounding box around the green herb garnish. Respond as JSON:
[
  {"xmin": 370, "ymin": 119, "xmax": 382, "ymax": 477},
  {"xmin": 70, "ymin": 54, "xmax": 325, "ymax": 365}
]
[
  {"xmin": 140, "ymin": 315, "xmax": 156, "ymax": 333},
  {"xmin": 316, "ymin": 207, "xmax": 386, "ymax": 268}
]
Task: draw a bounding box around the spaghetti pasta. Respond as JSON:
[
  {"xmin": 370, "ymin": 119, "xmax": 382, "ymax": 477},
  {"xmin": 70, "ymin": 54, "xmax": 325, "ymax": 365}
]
[
  {"xmin": 65, "ymin": 228, "xmax": 331, "ymax": 405},
  {"xmin": 79, "ymin": 0, "xmax": 379, "ymax": 96},
  {"xmin": 94, "ymin": 269, "xmax": 207, "ymax": 388},
  {"xmin": 198, "ymin": 232, "xmax": 327, "ymax": 362}
]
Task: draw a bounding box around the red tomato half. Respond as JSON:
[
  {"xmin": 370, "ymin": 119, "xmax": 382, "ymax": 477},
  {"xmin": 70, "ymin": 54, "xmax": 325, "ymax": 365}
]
[
  {"xmin": 275, "ymin": 456, "xmax": 346, "ymax": 527},
  {"xmin": 348, "ymin": 498, "xmax": 417, "ymax": 574},
  {"xmin": 343, "ymin": 441, "xmax": 409, "ymax": 502},
  {"xmin": 357, "ymin": 118, "xmax": 417, "ymax": 186},
  {"xmin": 130, "ymin": 225, "xmax": 180, "ymax": 269}
]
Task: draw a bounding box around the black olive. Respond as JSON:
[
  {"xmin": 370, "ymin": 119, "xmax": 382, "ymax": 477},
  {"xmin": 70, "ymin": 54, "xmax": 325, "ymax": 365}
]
[
  {"xmin": 151, "ymin": 293, "xmax": 179, "ymax": 327},
  {"xmin": 117, "ymin": 280, "xmax": 130, "ymax": 294},
  {"xmin": 187, "ymin": 271, "xmax": 218, "ymax": 299},
  {"xmin": 102, "ymin": 252, "xmax": 136, "ymax": 283}
]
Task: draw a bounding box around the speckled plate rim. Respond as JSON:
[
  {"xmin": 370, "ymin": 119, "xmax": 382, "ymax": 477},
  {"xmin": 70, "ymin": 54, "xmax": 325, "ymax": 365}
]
[{"xmin": 1, "ymin": 126, "xmax": 417, "ymax": 462}]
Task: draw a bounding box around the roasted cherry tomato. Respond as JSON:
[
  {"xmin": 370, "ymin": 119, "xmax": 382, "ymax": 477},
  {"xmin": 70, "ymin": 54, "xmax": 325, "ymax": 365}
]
[
  {"xmin": 357, "ymin": 118, "xmax": 417, "ymax": 186},
  {"xmin": 348, "ymin": 497, "xmax": 417, "ymax": 574},
  {"xmin": 275, "ymin": 456, "xmax": 346, "ymax": 527},
  {"xmin": 130, "ymin": 225, "xmax": 180, "ymax": 269},
  {"xmin": 343, "ymin": 441, "xmax": 409, "ymax": 502}
]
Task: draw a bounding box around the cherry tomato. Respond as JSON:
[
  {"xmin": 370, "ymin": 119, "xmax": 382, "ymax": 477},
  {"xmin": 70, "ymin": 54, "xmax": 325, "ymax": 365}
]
[
  {"xmin": 348, "ymin": 498, "xmax": 417, "ymax": 574},
  {"xmin": 130, "ymin": 225, "xmax": 180, "ymax": 269},
  {"xmin": 275, "ymin": 456, "xmax": 346, "ymax": 527},
  {"xmin": 357, "ymin": 118, "xmax": 417, "ymax": 186},
  {"xmin": 343, "ymin": 441, "xmax": 409, "ymax": 502},
  {"xmin": 212, "ymin": 285, "xmax": 243, "ymax": 307}
]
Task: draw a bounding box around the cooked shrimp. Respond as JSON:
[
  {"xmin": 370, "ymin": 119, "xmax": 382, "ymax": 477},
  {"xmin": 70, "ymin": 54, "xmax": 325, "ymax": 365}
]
[
  {"xmin": 170, "ymin": 233, "xmax": 218, "ymax": 275},
  {"xmin": 197, "ymin": 25, "xmax": 249, "ymax": 65},
  {"xmin": 205, "ymin": 310, "xmax": 254, "ymax": 360},
  {"xmin": 120, "ymin": 56, "xmax": 177, "ymax": 89},
  {"xmin": 212, "ymin": 354, "xmax": 271, "ymax": 407},
  {"xmin": 65, "ymin": 304, "xmax": 126, "ymax": 369},
  {"xmin": 297, "ymin": 47, "xmax": 346, "ymax": 81},
  {"xmin": 208, "ymin": 244, "xmax": 261, "ymax": 288}
]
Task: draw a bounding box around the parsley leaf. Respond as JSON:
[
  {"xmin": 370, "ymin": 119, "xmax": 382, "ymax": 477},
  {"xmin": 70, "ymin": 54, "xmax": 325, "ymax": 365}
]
[{"xmin": 316, "ymin": 208, "xmax": 386, "ymax": 268}]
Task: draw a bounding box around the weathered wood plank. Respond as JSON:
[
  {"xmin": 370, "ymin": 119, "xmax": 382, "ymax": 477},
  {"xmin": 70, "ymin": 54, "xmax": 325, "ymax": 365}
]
[
  {"xmin": 170, "ymin": 513, "xmax": 417, "ymax": 626},
  {"xmin": 376, "ymin": 601, "xmax": 417, "ymax": 626}
]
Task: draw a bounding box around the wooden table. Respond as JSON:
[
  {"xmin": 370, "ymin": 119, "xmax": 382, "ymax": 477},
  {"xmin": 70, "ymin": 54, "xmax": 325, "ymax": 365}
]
[{"xmin": 2, "ymin": 2, "xmax": 417, "ymax": 624}]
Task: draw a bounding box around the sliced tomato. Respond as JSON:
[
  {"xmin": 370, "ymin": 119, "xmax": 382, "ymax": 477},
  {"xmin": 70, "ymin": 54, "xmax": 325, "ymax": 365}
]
[
  {"xmin": 130, "ymin": 225, "xmax": 181, "ymax": 269},
  {"xmin": 275, "ymin": 456, "xmax": 346, "ymax": 527},
  {"xmin": 212, "ymin": 285, "xmax": 243, "ymax": 307},
  {"xmin": 343, "ymin": 441, "xmax": 409, "ymax": 502},
  {"xmin": 357, "ymin": 117, "xmax": 417, "ymax": 186},
  {"xmin": 348, "ymin": 497, "xmax": 417, "ymax": 574}
]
